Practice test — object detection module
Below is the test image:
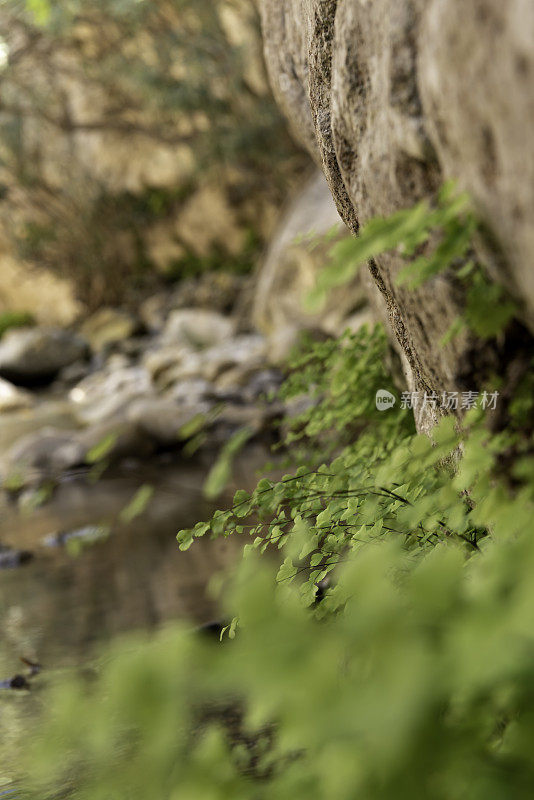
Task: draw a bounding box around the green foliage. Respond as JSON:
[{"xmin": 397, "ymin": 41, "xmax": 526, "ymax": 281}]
[
  {"xmin": 203, "ymin": 427, "xmax": 254, "ymax": 501},
  {"xmin": 0, "ymin": 310, "xmax": 35, "ymax": 339},
  {"xmin": 85, "ymin": 432, "xmax": 119, "ymax": 465},
  {"xmin": 277, "ymin": 325, "xmax": 411, "ymax": 463},
  {"xmin": 25, "ymin": 476, "xmax": 534, "ymax": 800},
  {"xmin": 307, "ymin": 183, "xmax": 517, "ymax": 340},
  {"xmin": 120, "ymin": 484, "xmax": 154, "ymax": 524},
  {"xmin": 24, "ymin": 0, "xmax": 51, "ymax": 26}
]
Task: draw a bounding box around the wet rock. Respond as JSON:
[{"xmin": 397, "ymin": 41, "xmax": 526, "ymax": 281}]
[
  {"xmin": 77, "ymin": 419, "xmax": 156, "ymax": 463},
  {"xmin": 70, "ymin": 366, "xmax": 153, "ymax": 425},
  {"xmin": 0, "ymin": 378, "xmax": 34, "ymax": 412},
  {"xmin": 162, "ymin": 309, "xmax": 235, "ymax": 350},
  {"xmin": 0, "ymin": 401, "xmax": 79, "ymax": 454},
  {"xmin": 143, "ymin": 346, "xmax": 204, "ymax": 391},
  {"xmin": 0, "ymin": 327, "xmax": 89, "ymax": 385},
  {"xmin": 164, "ymin": 378, "xmax": 214, "ymax": 405},
  {"xmin": 79, "ymin": 308, "xmax": 139, "ymax": 353},
  {"xmin": 6, "ymin": 428, "xmax": 86, "ymax": 479},
  {"xmin": 126, "ymin": 398, "xmax": 212, "ymax": 446},
  {"xmin": 215, "ymin": 366, "xmax": 283, "ymax": 402},
  {"xmin": 199, "ymin": 335, "xmax": 267, "ymax": 381}
]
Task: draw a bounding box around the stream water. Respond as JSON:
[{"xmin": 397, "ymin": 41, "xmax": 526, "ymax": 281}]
[
  {"xmin": 0, "ymin": 449, "xmax": 268, "ymax": 785},
  {"xmin": 0, "ymin": 456, "xmax": 261, "ymax": 666}
]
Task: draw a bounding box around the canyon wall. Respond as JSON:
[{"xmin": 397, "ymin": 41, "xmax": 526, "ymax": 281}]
[{"xmin": 258, "ymin": 0, "xmax": 534, "ymax": 429}]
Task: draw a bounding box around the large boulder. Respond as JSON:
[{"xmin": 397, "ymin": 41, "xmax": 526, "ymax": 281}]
[
  {"xmin": 253, "ymin": 170, "xmax": 367, "ymax": 362},
  {"xmin": 0, "ymin": 327, "xmax": 88, "ymax": 385},
  {"xmin": 258, "ymin": 0, "xmax": 534, "ymax": 428}
]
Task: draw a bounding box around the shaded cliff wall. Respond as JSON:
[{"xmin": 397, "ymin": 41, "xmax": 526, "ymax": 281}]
[{"xmin": 259, "ymin": 0, "xmax": 534, "ymax": 429}]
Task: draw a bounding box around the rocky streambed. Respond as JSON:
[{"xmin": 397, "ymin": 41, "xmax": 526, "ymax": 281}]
[
  {"xmin": 0, "ymin": 275, "xmax": 295, "ymax": 667},
  {"xmin": 0, "ymin": 279, "xmax": 286, "ymax": 495}
]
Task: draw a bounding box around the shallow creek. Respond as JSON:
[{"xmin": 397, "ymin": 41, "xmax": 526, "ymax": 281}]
[{"xmin": 0, "ymin": 449, "xmax": 268, "ymax": 785}]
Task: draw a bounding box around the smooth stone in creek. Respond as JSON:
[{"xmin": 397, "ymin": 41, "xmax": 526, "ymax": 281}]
[
  {"xmin": 0, "ymin": 378, "xmax": 34, "ymax": 412},
  {"xmin": 6, "ymin": 428, "xmax": 86, "ymax": 478},
  {"xmin": 0, "ymin": 401, "xmax": 79, "ymax": 454},
  {"xmin": 126, "ymin": 398, "xmax": 212, "ymax": 446},
  {"xmin": 77, "ymin": 419, "xmax": 156, "ymax": 462},
  {"xmin": 142, "ymin": 346, "xmax": 203, "ymax": 390},
  {"xmin": 0, "ymin": 327, "xmax": 89, "ymax": 385},
  {"xmin": 70, "ymin": 366, "xmax": 153, "ymax": 425},
  {"xmin": 162, "ymin": 309, "xmax": 235, "ymax": 350}
]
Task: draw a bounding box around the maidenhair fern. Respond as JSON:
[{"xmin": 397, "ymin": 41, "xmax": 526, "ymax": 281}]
[{"xmin": 306, "ymin": 182, "xmax": 517, "ymax": 340}]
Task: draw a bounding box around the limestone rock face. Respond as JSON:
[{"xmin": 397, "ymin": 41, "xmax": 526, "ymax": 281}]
[
  {"xmin": 418, "ymin": 0, "xmax": 534, "ymax": 320},
  {"xmin": 258, "ymin": 0, "xmax": 534, "ymax": 426}
]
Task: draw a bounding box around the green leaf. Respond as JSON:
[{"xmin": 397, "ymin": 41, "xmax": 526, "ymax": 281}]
[
  {"xmin": 120, "ymin": 485, "xmax": 154, "ymax": 524},
  {"xmin": 86, "ymin": 432, "xmax": 119, "ymax": 464}
]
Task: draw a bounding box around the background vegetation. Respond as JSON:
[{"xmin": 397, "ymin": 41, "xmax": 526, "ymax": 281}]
[{"xmin": 0, "ymin": 0, "xmax": 306, "ymax": 307}]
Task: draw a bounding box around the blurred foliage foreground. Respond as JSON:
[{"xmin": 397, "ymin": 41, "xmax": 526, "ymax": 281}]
[{"xmin": 17, "ymin": 304, "xmax": 534, "ymax": 798}]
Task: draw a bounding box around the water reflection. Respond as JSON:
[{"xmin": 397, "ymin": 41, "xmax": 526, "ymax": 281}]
[{"xmin": 0, "ymin": 457, "xmax": 253, "ymax": 669}]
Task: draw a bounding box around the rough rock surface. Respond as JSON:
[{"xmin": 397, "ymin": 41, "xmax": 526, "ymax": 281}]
[{"xmin": 259, "ymin": 0, "xmax": 534, "ymax": 428}]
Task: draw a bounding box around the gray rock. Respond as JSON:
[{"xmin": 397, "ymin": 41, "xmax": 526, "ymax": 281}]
[
  {"xmin": 0, "ymin": 378, "xmax": 34, "ymax": 412},
  {"xmin": 162, "ymin": 309, "xmax": 235, "ymax": 350},
  {"xmin": 56, "ymin": 360, "xmax": 92, "ymax": 387},
  {"xmin": 199, "ymin": 335, "xmax": 267, "ymax": 381},
  {"xmin": 0, "ymin": 327, "xmax": 88, "ymax": 385},
  {"xmin": 140, "ymin": 274, "xmax": 246, "ymax": 332},
  {"xmin": 6, "ymin": 427, "xmax": 86, "ymax": 481},
  {"xmin": 143, "ymin": 346, "xmax": 203, "ymax": 391},
  {"xmin": 126, "ymin": 398, "xmax": 212, "ymax": 446},
  {"xmin": 164, "ymin": 378, "xmax": 214, "ymax": 404},
  {"xmin": 0, "ymin": 401, "xmax": 79, "ymax": 454},
  {"xmin": 79, "ymin": 308, "xmax": 139, "ymax": 353},
  {"xmin": 215, "ymin": 366, "xmax": 282, "ymax": 402},
  {"xmin": 77, "ymin": 419, "xmax": 155, "ymax": 463},
  {"xmin": 69, "ymin": 366, "xmax": 153, "ymax": 425}
]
